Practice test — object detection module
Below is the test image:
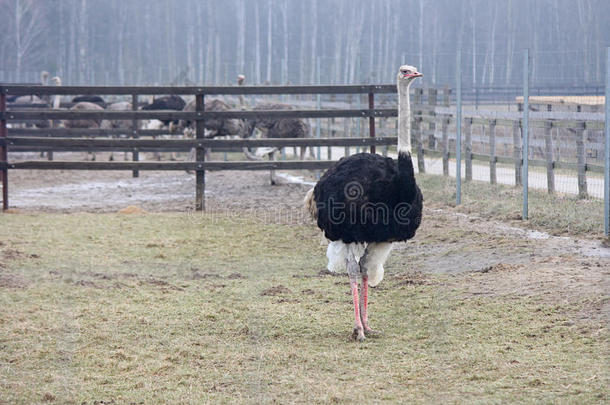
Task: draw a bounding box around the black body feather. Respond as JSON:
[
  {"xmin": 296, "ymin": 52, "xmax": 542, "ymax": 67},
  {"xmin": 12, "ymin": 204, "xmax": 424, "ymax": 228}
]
[
  {"xmin": 313, "ymin": 152, "xmax": 423, "ymax": 244},
  {"xmin": 141, "ymin": 95, "xmax": 186, "ymax": 126},
  {"xmin": 71, "ymin": 95, "xmax": 107, "ymax": 108}
]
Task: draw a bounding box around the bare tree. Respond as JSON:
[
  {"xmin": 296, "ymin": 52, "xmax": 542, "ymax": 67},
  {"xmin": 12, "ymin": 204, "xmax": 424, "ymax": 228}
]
[
  {"xmin": 77, "ymin": 0, "xmax": 88, "ymax": 83},
  {"xmin": 254, "ymin": 1, "xmax": 261, "ymax": 84},
  {"xmin": 265, "ymin": 0, "xmax": 273, "ymax": 83},
  {"xmin": 309, "ymin": 0, "xmax": 318, "ymax": 84},
  {"xmin": 7, "ymin": 0, "xmax": 47, "ymax": 81},
  {"xmin": 236, "ymin": 0, "xmax": 246, "ymax": 76}
]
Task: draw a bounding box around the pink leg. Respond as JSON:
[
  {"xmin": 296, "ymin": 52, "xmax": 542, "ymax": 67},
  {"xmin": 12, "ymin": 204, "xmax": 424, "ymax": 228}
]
[
  {"xmin": 350, "ymin": 276, "xmax": 365, "ymax": 342},
  {"xmin": 360, "ymin": 276, "xmax": 372, "ymax": 332}
]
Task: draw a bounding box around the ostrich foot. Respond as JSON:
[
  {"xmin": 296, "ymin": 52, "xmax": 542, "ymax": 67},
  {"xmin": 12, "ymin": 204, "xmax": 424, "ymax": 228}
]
[
  {"xmin": 363, "ymin": 327, "xmax": 381, "ymax": 338},
  {"xmin": 352, "ymin": 326, "xmax": 366, "ymax": 342}
]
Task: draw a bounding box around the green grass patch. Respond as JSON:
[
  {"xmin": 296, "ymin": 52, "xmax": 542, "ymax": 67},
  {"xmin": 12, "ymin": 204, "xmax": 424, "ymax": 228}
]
[{"xmin": 0, "ymin": 212, "xmax": 607, "ymax": 403}]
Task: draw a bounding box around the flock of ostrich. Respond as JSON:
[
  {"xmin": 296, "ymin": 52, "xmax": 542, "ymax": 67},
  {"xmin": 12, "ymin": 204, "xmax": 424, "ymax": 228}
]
[{"xmin": 7, "ymin": 71, "xmax": 312, "ymax": 180}]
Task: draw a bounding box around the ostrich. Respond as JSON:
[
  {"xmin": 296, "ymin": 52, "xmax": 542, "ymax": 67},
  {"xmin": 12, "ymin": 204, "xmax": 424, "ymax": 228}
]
[
  {"xmin": 7, "ymin": 71, "xmax": 49, "ymax": 103},
  {"xmin": 7, "ymin": 71, "xmax": 54, "ymax": 129},
  {"xmin": 141, "ymin": 95, "xmax": 187, "ymax": 160},
  {"xmin": 50, "ymin": 76, "xmax": 62, "ymax": 109},
  {"xmin": 304, "ymin": 65, "xmax": 423, "ymax": 342},
  {"xmin": 71, "ymin": 95, "xmax": 107, "ymax": 108},
  {"xmin": 141, "ymin": 95, "xmax": 186, "ymax": 125},
  {"xmin": 175, "ymin": 98, "xmax": 247, "ymax": 138},
  {"xmin": 101, "ymin": 101, "xmax": 140, "ymax": 161},
  {"xmin": 172, "ymin": 98, "xmax": 249, "ymax": 162},
  {"xmin": 63, "ymin": 101, "xmax": 105, "ymax": 161},
  {"xmin": 242, "ymin": 102, "xmax": 313, "ymax": 185}
]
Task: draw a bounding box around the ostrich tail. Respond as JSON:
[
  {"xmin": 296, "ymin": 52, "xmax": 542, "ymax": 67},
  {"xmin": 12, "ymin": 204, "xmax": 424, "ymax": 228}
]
[{"xmin": 304, "ymin": 188, "xmax": 317, "ymax": 220}]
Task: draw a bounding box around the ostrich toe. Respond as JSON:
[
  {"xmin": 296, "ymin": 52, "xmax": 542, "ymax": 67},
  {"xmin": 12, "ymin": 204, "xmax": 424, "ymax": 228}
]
[{"xmin": 352, "ymin": 326, "xmax": 366, "ymax": 342}]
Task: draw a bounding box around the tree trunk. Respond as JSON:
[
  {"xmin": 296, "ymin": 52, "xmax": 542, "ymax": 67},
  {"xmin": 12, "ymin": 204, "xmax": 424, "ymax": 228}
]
[
  {"xmin": 78, "ymin": 0, "xmax": 88, "ymax": 83},
  {"xmin": 236, "ymin": 0, "xmax": 246, "ymax": 77},
  {"xmin": 265, "ymin": 0, "xmax": 273, "ymax": 83},
  {"xmin": 309, "ymin": 0, "xmax": 318, "ymax": 84},
  {"xmin": 195, "ymin": 1, "xmax": 204, "ymax": 83},
  {"xmin": 254, "ymin": 2, "xmax": 261, "ymax": 84},
  {"xmin": 299, "ymin": 1, "xmax": 307, "ymax": 84}
]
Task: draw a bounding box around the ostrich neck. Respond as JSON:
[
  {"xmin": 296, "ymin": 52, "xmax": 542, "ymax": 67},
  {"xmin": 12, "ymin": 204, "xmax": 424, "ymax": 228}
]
[{"xmin": 397, "ymin": 80, "xmax": 412, "ymax": 154}]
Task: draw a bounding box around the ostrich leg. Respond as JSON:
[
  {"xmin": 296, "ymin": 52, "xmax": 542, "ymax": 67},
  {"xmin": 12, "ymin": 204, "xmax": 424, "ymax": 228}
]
[
  {"xmin": 347, "ymin": 255, "xmax": 365, "ymax": 342},
  {"xmin": 269, "ymin": 150, "xmax": 277, "ymax": 185},
  {"xmin": 359, "ymin": 242, "xmax": 392, "ymax": 336},
  {"xmin": 359, "ymin": 275, "xmax": 373, "ymax": 334}
]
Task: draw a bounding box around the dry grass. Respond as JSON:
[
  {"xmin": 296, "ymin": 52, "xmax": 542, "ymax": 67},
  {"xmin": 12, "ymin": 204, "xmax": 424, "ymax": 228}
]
[
  {"xmin": 417, "ymin": 173, "xmax": 606, "ymax": 236},
  {"xmin": 0, "ymin": 212, "xmax": 608, "ymax": 404}
]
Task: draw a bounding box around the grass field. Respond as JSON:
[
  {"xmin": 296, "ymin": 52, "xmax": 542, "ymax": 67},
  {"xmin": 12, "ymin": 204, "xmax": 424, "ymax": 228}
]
[{"xmin": 1, "ymin": 211, "xmax": 608, "ymax": 404}]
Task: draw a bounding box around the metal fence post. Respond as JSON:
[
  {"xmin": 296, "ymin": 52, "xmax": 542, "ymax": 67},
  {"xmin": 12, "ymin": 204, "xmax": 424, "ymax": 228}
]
[
  {"xmin": 316, "ymin": 57, "xmax": 322, "ymax": 160},
  {"xmin": 604, "ymin": 47, "xmax": 610, "ymax": 236},
  {"xmin": 522, "ymin": 49, "xmax": 530, "ymax": 220},
  {"xmin": 131, "ymin": 93, "xmax": 139, "ymax": 178},
  {"xmin": 1, "ymin": 93, "xmax": 7, "ymax": 211},
  {"xmin": 369, "ymin": 92, "xmax": 376, "ymax": 154},
  {"xmin": 456, "ymin": 49, "xmax": 462, "ymax": 205},
  {"xmin": 195, "ymin": 93, "xmax": 206, "ymax": 211}
]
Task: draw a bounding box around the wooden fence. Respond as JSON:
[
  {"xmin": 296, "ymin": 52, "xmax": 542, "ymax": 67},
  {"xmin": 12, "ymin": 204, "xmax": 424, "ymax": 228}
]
[
  {"xmin": 1, "ymin": 84, "xmax": 606, "ymax": 212},
  {"xmin": 0, "ymin": 84, "xmax": 399, "ymax": 211}
]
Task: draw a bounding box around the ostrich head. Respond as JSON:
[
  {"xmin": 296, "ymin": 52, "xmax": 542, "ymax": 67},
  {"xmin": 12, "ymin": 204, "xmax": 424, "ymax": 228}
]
[
  {"xmin": 397, "ymin": 65, "xmax": 423, "ymax": 84},
  {"xmin": 50, "ymin": 76, "xmax": 62, "ymax": 86},
  {"xmin": 237, "ymin": 74, "xmax": 246, "ymax": 85},
  {"xmin": 41, "ymin": 71, "xmax": 50, "ymax": 85}
]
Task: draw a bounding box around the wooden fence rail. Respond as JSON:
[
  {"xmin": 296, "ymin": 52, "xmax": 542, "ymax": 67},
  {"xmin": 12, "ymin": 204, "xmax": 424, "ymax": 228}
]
[{"xmin": 0, "ymin": 83, "xmax": 399, "ymax": 211}]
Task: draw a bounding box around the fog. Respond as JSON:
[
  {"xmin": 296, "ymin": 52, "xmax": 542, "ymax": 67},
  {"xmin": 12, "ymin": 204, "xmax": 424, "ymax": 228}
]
[{"xmin": 1, "ymin": 0, "xmax": 609, "ymax": 88}]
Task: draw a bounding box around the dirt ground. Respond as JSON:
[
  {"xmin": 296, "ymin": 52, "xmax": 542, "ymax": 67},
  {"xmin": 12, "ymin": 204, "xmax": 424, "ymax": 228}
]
[{"xmin": 3, "ymin": 152, "xmax": 610, "ymax": 323}]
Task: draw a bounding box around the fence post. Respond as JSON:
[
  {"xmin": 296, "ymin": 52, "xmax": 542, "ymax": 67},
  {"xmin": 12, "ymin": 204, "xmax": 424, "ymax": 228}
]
[
  {"xmin": 523, "ymin": 48, "xmax": 530, "ymax": 220},
  {"xmin": 131, "ymin": 94, "xmax": 139, "ymax": 178},
  {"xmin": 489, "ymin": 119, "xmax": 497, "ymax": 184},
  {"xmin": 343, "ymin": 115, "xmax": 350, "ymax": 158},
  {"xmin": 195, "ymin": 93, "xmax": 206, "ymax": 211},
  {"xmin": 368, "ymin": 92, "xmax": 376, "ymax": 154},
  {"xmin": 513, "ymin": 120, "xmax": 522, "ymax": 186},
  {"xmin": 327, "ymin": 118, "xmax": 332, "ymax": 160},
  {"xmin": 442, "ymin": 117, "xmax": 449, "ymax": 176},
  {"xmin": 456, "ymin": 49, "xmax": 462, "ymax": 205},
  {"xmin": 413, "ymin": 88, "xmax": 425, "ymax": 173},
  {"xmin": 1, "ymin": 93, "xmax": 7, "ymax": 211},
  {"xmin": 441, "ymin": 87, "xmax": 450, "ymax": 176},
  {"xmin": 605, "ymin": 46, "xmax": 610, "ymax": 236},
  {"xmin": 465, "ymin": 117, "xmax": 472, "ymax": 182},
  {"xmin": 428, "ymin": 88, "xmax": 437, "ymax": 150},
  {"xmin": 575, "ymin": 121, "xmax": 588, "ymax": 199},
  {"xmin": 544, "ymin": 121, "xmax": 555, "ymax": 194},
  {"xmin": 380, "ymin": 118, "xmax": 388, "ymax": 157}
]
